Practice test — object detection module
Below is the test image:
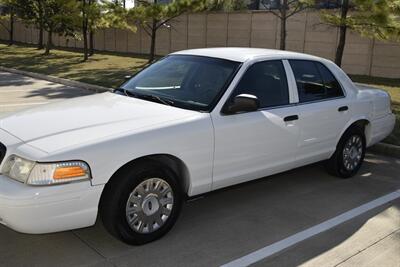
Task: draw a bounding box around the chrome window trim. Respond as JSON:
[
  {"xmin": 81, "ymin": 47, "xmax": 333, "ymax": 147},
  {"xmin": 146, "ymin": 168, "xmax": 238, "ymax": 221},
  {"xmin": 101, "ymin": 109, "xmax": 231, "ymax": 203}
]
[{"xmin": 257, "ymin": 95, "xmax": 346, "ymax": 112}]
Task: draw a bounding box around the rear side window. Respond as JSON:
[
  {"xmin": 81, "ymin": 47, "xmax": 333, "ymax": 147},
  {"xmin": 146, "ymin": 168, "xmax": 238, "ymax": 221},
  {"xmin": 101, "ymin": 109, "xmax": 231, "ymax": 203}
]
[
  {"xmin": 232, "ymin": 60, "xmax": 289, "ymax": 109},
  {"xmin": 289, "ymin": 60, "xmax": 344, "ymax": 103},
  {"xmin": 316, "ymin": 63, "xmax": 344, "ymax": 98}
]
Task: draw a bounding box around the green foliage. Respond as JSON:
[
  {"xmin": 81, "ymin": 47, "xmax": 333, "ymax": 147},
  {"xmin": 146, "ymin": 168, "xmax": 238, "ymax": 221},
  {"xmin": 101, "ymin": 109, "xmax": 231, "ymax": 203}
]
[
  {"xmin": 321, "ymin": 0, "xmax": 400, "ymax": 42},
  {"xmin": 10, "ymin": 0, "xmax": 42, "ymax": 28},
  {"xmin": 43, "ymin": 0, "xmax": 80, "ymax": 36},
  {"xmin": 12, "ymin": 0, "xmax": 80, "ymax": 37},
  {"xmin": 206, "ymin": 0, "xmax": 247, "ymax": 11},
  {"xmin": 100, "ymin": 0, "xmax": 135, "ymax": 32},
  {"xmin": 82, "ymin": 0, "xmax": 103, "ymax": 32},
  {"xmin": 126, "ymin": 0, "xmax": 207, "ymax": 62},
  {"xmin": 0, "ymin": 0, "xmax": 17, "ymax": 32},
  {"xmin": 128, "ymin": 0, "xmax": 207, "ymax": 33},
  {"xmin": 261, "ymin": 0, "xmax": 314, "ymax": 18}
]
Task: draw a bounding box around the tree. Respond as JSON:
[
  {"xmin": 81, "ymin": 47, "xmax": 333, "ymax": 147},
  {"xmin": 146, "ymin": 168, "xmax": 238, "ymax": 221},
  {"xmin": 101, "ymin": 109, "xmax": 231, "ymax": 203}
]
[
  {"xmin": 12, "ymin": 0, "xmax": 46, "ymax": 49},
  {"xmin": 79, "ymin": 0, "xmax": 107, "ymax": 60},
  {"xmin": 261, "ymin": 0, "xmax": 313, "ymax": 50},
  {"xmin": 87, "ymin": 0, "xmax": 103, "ymax": 56},
  {"xmin": 81, "ymin": 0, "xmax": 89, "ymax": 60},
  {"xmin": 0, "ymin": 0, "xmax": 17, "ymax": 45},
  {"xmin": 128, "ymin": 0, "xmax": 207, "ymax": 63},
  {"xmin": 85, "ymin": 0, "xmax": 132, "ymax": 57},
  {"xmin": 40, "ymin": 0, "xmax": 80, "ymax": 55},
  {"xmin": 321, "ymin": 0, "xmax": 400, "ymax": 67},
  {"xmin": 206, "ymin": 0, "xmax": 247, "ymax": 11}
]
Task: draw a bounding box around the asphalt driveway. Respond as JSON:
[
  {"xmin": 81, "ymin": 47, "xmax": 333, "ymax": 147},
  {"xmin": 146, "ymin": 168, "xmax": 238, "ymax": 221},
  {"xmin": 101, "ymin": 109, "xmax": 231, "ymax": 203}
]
[
  {"xmin": 0, "ymin": 71, "xmax": 92, "ymax": 116},
  {"xmin": 0, "ymin": 71, "xmax": 399, "ymax": 267}
]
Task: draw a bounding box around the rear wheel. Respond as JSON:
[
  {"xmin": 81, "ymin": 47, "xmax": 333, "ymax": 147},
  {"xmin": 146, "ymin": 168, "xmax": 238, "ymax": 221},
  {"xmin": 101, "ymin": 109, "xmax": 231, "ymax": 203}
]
[
  {"xmin": 326, "ymin": 126, "xmax": 366, "ymax": 178},
  {"xmin": 100, "ymin": 161, "xmax": 183, "ymax": 245}
]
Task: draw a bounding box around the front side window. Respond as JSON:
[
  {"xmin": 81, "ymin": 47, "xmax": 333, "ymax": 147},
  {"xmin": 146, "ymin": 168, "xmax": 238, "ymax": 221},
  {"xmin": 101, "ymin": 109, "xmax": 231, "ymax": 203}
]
[
  {"xmin": 289, "ymin": 60, "xmax": 344, "ymax": 103},
  {"xmin": 122, "ymin": 55, "xmax": 241, "ymax": 111},
  {"xmin": 230, "ymin": 60, "xmax": 289, "ymax": 109}
]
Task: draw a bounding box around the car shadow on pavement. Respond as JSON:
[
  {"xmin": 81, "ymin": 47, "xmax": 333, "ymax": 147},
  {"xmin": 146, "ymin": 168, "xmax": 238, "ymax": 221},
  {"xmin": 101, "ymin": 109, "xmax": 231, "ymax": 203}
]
[
  {"xmin": 23, "ymin": 86, "xmax": 93, "ymax": 100},
  {"xmin": 0, "ymin": 154, "xmax": 399, "ymax": 267},
  {"xmin": 0, "ymin": 72, "xmax": 34, "ymax": 87}
]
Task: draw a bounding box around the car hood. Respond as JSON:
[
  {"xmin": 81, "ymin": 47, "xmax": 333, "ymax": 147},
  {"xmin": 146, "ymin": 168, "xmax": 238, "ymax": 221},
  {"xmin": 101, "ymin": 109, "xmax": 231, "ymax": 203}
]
[{"xmin": 0, "ymin": 92, "xmax": 199, "ymax": 153}]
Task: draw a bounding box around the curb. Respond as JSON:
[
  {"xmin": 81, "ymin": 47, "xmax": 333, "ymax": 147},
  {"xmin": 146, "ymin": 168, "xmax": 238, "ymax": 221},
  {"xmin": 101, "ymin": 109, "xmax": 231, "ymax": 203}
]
[
  {"xmin": 0, "ymin": 66, "xmax": 112, "ymax": 93},
  {"xmin": 368, "ymin": 143, "xmax": 400, "ymax": 159}
]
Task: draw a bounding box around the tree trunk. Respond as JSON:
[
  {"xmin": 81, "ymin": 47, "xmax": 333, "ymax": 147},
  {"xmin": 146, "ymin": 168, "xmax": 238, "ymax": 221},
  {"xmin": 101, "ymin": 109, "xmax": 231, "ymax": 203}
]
[
  {"xmin": 279, "ymin": 0, "xmax": 287, "ymax": 50},
  {"xmin": 83, "ymin": 29, "xmax": 88, "ymax": 61},
  {"xmin": 148, "ymin": 20, "xmax": 157, "ymax": 63},
  {"xmin": 45, "ymin": 30, "xmax": 53, "ymax": 55},
  {"xmin": 88, "ymin": 0, "xmax": 94, "ymax": 56},
  {"xmin": 38, "ymin": 0, "xmax": 44, "ymax": 49},
  {"xmin": 89, "ymin": 29, "xmax": 94, "ymax": 56},
  {"xmin": 335, "ymin": 0, "xmax": 349, "ymax": 67},
  {"xmin": 8, "ymin": 10, "xmax": 14, "ymax": 46},
  {"xmin": 279, "ymin": 17, "xmax": 286, "ymax": 50},
  {"xmin": 38, "ymin": 26, "xmax": 44, "ymax": 49},
  {"xmin": 82, "ymin": 0, "xmax": 89, "ymax": 61}
]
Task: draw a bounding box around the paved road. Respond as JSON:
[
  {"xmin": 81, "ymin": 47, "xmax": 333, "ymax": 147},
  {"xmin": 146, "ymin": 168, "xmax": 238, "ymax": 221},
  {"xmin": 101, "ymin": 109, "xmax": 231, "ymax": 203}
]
[
  {"xmin": 0, "ymin": 71, "xmax": 399, "ymax": 267},
  {"xmin": 0, "ymin": 71, "xmax": 92, "ymax": 116}
]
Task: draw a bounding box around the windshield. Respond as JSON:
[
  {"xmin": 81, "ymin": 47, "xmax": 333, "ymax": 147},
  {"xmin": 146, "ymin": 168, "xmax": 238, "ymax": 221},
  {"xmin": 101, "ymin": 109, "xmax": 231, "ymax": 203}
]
[{"xmin": 121, "ymin": 55, "xmax": 241, "ymax": 111}]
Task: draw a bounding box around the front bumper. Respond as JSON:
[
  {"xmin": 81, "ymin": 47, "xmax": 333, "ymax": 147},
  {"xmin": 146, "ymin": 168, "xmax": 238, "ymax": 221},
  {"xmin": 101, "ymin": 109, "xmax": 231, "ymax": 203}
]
[{"xmin": 0, "ymin": 174, "xmax": 104, "ymax": 234}]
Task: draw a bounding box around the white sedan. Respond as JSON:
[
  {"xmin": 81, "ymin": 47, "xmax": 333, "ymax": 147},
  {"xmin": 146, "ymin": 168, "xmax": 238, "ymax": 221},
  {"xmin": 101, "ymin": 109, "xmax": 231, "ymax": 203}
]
[{"xmin": 0, "ymin": 48, "xmax": 395, "ymax": 245}]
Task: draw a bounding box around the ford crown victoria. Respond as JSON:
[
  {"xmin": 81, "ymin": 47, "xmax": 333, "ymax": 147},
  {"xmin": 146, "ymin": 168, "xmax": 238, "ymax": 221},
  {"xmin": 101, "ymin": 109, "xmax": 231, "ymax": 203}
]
[{"xmin": 0, "ymin": 48, "xmax": 395, "ymax": 245}]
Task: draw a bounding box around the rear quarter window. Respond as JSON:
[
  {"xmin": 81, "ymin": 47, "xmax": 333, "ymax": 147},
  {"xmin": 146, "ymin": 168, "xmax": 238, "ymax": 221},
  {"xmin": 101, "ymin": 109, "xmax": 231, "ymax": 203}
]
[{"xmin": 289, "ymin": 60, "xmax": 344, "ymax": 103}]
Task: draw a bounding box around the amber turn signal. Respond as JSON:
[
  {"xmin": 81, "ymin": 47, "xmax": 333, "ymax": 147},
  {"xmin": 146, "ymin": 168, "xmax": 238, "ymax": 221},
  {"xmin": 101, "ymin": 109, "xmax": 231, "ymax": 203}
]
[{"xmin": 53, "ymin": 166, "xmax": 87, "ymax": 180}]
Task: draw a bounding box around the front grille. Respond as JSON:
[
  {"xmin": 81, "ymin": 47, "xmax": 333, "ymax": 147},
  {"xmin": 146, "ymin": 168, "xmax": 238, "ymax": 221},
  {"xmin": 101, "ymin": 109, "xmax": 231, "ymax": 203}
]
[{"xmin": 0, "ymin": 142, "xmax": 6, "ymax": 166}]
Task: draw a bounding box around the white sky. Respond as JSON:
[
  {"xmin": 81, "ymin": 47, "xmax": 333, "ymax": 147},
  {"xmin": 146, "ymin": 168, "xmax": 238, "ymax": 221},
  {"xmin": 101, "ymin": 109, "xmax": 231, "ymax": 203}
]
[{"xmin": 125, "ymin": 0, "xmax": 135, "ymax": 8}]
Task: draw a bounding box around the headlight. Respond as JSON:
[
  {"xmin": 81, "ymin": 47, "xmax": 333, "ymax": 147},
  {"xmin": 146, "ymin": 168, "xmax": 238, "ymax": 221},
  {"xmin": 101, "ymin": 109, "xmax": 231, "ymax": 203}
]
[
  {"xmin": 1, "ymin": 155, "xmax": 35, "ymax": 183},
  {"xmin": 2, "ymin": 155, "xmax": 91, "ymax": 185}
]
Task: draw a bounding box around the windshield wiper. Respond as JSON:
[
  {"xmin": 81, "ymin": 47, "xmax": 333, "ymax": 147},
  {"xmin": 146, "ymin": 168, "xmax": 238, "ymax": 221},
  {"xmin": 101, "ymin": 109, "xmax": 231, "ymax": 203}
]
[
  {"xmin": 114, "ymin": 87, "xmax": 135, "ymax": 97},
  {"xmin": 115, "ymin": 88, "xmax": 174, "ymax": 106},
  {"xmin": 138, "ymin": 94, "xmax": 175, "ymax": 106}
]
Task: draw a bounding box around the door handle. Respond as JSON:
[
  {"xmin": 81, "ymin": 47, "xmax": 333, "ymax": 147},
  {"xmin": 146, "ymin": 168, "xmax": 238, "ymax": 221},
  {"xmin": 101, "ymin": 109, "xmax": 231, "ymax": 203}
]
[
  {"xmin": 284, "ymin": 115, "xmax": 299, "ymax": 122},
  {"xmin": 338, "ymin": 106, "xmax": 348, "ymax": 112}
]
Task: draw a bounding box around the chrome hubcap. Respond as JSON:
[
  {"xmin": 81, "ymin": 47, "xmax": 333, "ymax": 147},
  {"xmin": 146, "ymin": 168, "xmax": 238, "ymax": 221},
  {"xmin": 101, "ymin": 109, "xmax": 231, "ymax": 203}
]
[
  {"xmin": 343, "ymin": 135, "xmax": 363, "ymax": 171},
  {"xmin": 126, "ymin": 178, "xmax": 174, "ymax": 234}
]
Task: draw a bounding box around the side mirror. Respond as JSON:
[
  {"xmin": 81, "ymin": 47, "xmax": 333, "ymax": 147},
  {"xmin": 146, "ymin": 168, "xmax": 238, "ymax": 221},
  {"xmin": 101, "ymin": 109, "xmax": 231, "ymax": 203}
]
[{"xmin": 223, "ymin": 94, "xmax": 260, "ymax": 115}]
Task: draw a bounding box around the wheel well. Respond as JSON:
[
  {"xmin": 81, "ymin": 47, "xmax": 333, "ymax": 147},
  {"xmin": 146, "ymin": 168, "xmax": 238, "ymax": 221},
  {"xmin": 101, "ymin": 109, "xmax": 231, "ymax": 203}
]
[
  {"xmin": 346, "ymin": 119, "xmax": 371, "ymax": 144},
  {"xmin": 106, "ymin": 154, "xmax": 191, "ymax": 196}
]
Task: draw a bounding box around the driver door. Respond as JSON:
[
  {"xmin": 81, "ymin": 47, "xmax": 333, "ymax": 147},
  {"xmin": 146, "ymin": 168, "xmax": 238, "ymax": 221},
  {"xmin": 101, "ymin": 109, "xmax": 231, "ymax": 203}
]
[{"xmin": 211, "ymin": 60, "xmax": 299, "ymax": 190}]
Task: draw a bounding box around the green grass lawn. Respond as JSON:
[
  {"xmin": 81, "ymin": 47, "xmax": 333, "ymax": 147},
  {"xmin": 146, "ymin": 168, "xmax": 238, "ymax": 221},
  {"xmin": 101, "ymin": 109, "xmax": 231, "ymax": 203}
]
[
  {"xmin": 0, "ymin": 43, "xmax": 399, "ymax": 145},
  {"xmin": 0, "ymin": 43, "xmax": 148, "ymax": 88}
]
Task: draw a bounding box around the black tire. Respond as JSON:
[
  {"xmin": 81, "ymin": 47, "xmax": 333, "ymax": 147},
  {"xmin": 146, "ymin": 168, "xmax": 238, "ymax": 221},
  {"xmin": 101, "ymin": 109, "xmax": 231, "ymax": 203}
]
[
  {"xmin": 326, "ymin": 126, "xmax": 366, "ymax": 178},
  {"xmin": 99, "ymin": 160, "xmax": 183, "ymax": 245}
]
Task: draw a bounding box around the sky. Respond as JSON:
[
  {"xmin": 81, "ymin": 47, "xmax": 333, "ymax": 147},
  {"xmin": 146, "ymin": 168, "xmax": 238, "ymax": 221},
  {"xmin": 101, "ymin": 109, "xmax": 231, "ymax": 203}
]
[{"xmin": 125, "ymin": 0, "xmax": 135, "ymax": 8}]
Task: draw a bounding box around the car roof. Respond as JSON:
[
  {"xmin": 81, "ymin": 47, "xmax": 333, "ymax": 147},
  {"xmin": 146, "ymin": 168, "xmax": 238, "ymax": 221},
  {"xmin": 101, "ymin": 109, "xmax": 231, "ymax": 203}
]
[{"xmin": 172, "ymin": 47, "xmax": 323, "ymax": 63}]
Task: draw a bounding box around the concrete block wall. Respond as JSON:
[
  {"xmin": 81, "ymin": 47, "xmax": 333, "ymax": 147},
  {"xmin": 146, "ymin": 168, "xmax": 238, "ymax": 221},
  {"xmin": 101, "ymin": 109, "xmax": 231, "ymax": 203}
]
[{"xmin": 1, "ymin": 11, "xmax": 400, "ymax": 78}]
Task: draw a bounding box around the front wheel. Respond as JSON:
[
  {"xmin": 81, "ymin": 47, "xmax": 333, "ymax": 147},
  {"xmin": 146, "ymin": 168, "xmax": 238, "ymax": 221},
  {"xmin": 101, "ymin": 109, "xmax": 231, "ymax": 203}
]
[
  {"xmin": 326, "ymin": 127, "xmax": 366, "ymax": 178},
  {"xmin": 99, "ymin": 161, "xmax": 183, "ymax": 245}
]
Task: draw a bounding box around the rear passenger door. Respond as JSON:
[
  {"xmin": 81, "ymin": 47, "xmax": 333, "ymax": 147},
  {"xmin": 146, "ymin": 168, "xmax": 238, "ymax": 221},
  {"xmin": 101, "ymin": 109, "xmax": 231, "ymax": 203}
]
[{"xmin": 288, "ymin": 60, "xmax": 351, "ymax": 164}]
